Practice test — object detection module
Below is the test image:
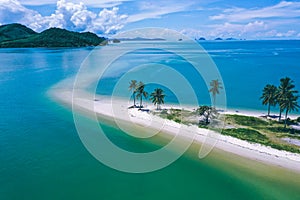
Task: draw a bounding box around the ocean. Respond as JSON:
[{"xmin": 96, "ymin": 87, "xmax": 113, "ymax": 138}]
[
  {"xmin": 0, "ymin": 41, "xmax": 300, "ymax": 199},
  {"xmin": 96, "ymin": 40, "xmax": 300, "ymax": 115}
]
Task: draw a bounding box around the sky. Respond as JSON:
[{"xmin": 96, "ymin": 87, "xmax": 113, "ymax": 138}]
[{"xmin": 1, "ymin": 0, "xmax": 300, "ymax": 39}]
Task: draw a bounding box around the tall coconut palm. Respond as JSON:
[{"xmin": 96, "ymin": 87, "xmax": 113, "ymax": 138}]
[
  {"xmin": 260, "ymin": 84, "xmax": 277, "ymax": 116},
  {"xmin": 136, "ymin": 82, "xmax": 148, "ymax": 108},
  {"xmin": 209, "ymin": 79, "xmax": 223, "ymax": 108},
  {"xmin": 128, "ymin": 80, "xmax": 138, "ymax": 107},
  {"xmin": 150, "ymin": 88, "xmax": 165, "ymax": 110},
  {"xmin": 276, "ymin": 77, "xmax": 298, "ymax": 120},
  {"xmin": 280, "ymin": 92, "xmax": 299, "ymax": 128}
]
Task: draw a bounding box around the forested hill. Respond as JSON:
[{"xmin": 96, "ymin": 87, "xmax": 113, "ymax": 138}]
[{"xmin": 0, "ymin": 23, "xmax": 107, "ymax": 48}]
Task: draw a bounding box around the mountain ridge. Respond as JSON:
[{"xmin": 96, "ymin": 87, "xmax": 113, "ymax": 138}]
[{"xmin": 0, "ymin": 24, "xmax": 107, "ymax": 48}]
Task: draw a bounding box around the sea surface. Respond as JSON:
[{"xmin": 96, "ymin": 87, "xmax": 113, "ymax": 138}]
[
  {"xmin": 0, "ymin": 41, "xmax": 300, "ymax": 199},
  {"xmin": 96, "ymin": 40, "xmax": 300, "ymax": 115}
]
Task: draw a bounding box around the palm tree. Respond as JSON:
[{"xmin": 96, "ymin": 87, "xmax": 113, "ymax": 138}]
[
  {"xmin": 136, "ymin": 82, "xmax": 148, "ymax": 108},
  {"xmin": 209, "ymin": 79, "xmax": 223, "ymax": 108},
  {"xmin": 128, "ymin": 80, "xmax": 138, "ymax": 107},
  {"xmin": 276, "ymin": 77, "xmax": 298, "ymax": 120},
  {"xmin": 260, "ymin": 84, "xmax": 277, "ymax": 116},
  {"xmin": 280, "ymin": 92, "xmax": 299, "ymax": 128},
  {"xmin": 150, "ymin": 88, "xmax": 165, "ymax": 110},
  {"xmin": 197, "ymin": 106, "xmax": 217, "ymax": 124}
]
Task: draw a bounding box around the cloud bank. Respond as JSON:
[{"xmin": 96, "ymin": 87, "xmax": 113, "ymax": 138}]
[
  {"xmin": 1, "ymin": 0, "xmax": 300, "ymax": 39},
  {"xmin": 0, "ymin": 0, "xmax": 127, "ymax": 35}
]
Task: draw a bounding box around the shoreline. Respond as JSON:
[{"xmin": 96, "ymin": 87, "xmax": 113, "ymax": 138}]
[{"xmin": 48, "ymin": 87, "xmax": 300, "ymax": 173}]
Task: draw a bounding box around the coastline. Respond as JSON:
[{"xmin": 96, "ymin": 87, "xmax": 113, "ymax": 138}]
[{"xmin": 48, "ymin": 87, "xmax": 300, "ymax": 173}]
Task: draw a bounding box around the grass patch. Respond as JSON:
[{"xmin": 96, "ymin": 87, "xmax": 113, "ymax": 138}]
[
  {"xmin": 266, "ymin": 126, "xmax": 290, "ymax": 133},
  {"xmin": 221, "ymin": 128, "xmax": 268, "ymax": 144},
  {"xmin": 157, "ymin": 111, "xmax": 300, "ymax": 154},
  {"xmin": 265, "ymin": 143, "xmax": 300, "ymax": 154},
  {"xmin": 221, "ymin": 128, "xmax": 300, "ymax": 153},
  {"xmin": 225, "ymin": 114, "xmax": 269, "ymax": 127},
  {"xmin": 160, "ymin": 109, "xmax": 182, "ymax": 124}
]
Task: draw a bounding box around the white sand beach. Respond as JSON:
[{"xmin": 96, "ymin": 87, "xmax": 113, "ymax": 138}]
[{"xmin": 49, "ymin": 87, "xmax": 300, "ymax": 173}]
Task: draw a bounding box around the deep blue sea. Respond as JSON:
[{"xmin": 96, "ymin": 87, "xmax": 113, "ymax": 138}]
[{"xmin": 1, "ymin": 41, "xmax": 300, "ymax": 200}]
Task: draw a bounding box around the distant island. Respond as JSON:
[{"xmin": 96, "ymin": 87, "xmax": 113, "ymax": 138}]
[
  {"xmin": 117, "ymin": 37, "xmax": 166, "ymax": 41},
  {"xmin": 197, "ymin": 37, "xmax": 241, "ymax": 41},
  {"xmin": 0, "ymin": 23, "xmax": 107, "ymax": 48}
]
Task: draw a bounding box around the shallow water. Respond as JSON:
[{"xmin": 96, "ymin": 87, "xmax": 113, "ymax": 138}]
[{"xmin": 0, "ymin": 42, "xmax": 300, "ymax": 199}]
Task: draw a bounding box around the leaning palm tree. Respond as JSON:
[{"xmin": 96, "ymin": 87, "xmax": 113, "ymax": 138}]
[
  {"xmin": 136, "ymin": 82, "xmax": 148, "ymax": 108},
  {"xmin": 209, "ymin": 79, "xmax": 223, "ymax": 108},
  {"xmin": 260, "ymin": 84, "xmax": 277, "ymax": 116},
  {"xmin": 150, "ymin": 88, "xmax": 165, "ymax": 110},
  {"xmin": 279, "ymin": 92, "xmax": 300, "ymax": 128},
  {"xmin": 128, "ymin": 80, "xmax": 138, "ymax": 107},
  {"xmin": 276, "ymin": 77, "xmax": 298, "ymax": 120}
]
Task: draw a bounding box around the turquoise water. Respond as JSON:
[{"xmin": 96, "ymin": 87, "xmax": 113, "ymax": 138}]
[
  {"xmin": 1, "ymin": 41, "xmax": 300, "ymax": 199},
  {"xmin": 97, "ymin": 40, "xmax": 300, "ymax": 114}
]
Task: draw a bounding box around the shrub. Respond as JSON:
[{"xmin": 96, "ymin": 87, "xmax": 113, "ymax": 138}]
[{"xmin": 174, "ymin": 118, "xmax": 181, "ymax": 123}]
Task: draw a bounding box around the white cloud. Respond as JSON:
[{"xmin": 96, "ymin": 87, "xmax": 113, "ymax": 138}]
[
  {"xmin": 0, "ymin": 0, "xmax": 43, "ymax": 29},
  {"xmin": 19, "ymin": 0, "xmax": 133, "ymax": 8},
  {"xmin": 194, "ymin": 21, "xmax": 274, "ymax": 39},
  {"xmin": 0, "ymin": 0, "xmax": 128, "ymax": 35},
  {"xmin": 206, "ymin": 1, "xmax": 300, "ymax": 39},
  {"xmin": 93, "ymin": 7, "xmax": 127, "ymax": 34},
  {"xmin": 209, "ymin": 21, "xmax": 266, "ymax": 35},
  {"xmin": 243, "ymin": 21, "xmax": 267, "ymax": 33},
  {"xmin": 127, "ymin": 1, "xmax": 194, "ymax": 23},
  {"xmin": 275, "ymin": 30, "xmax": 296, "ymax": 37},
  {"xmin": 210, "ymin": 1, "xmax": 300, "ymax": 22},
  {"xmin": 180, "ymin": 28, "xmax": 204, "ymax": 39}
]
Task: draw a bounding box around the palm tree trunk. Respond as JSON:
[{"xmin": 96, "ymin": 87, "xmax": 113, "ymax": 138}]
[
  {"xmin": 267, "ymin": 103, "xmax": 270, "ymax": 116},
  {"xmin": 284, "ymin": 109, "xmax": 288, "ymax": 128},
  {"xmin": 133, "ymin": 93, "xmax": 136, "ymax": 107},
  {"xmin": 213, "ymin": 95, "xmax": 216, "ymax": 109},
  {"xmin": 279, "ymin": 109, "xmax": 282, "ymax": 121},
  {"xmin": 140, "ymin": 96, "xmax": 142, "ymax": 108},
  {"xmin": 157, "ymin": 104, "xmax": 159, "ymax": 110}
]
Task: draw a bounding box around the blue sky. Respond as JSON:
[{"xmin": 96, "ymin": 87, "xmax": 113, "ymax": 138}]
[{"xmin": 1, "ymin": 0, "xmax": 300, "ymax": 39}]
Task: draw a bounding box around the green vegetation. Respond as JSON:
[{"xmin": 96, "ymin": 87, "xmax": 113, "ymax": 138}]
[
  {"xmin": 226, "ymin": 114, "xmax": 269, "ymax": 127},
  {"xmin": 221, "ymin": 128, "xmax": 268, "ymax": 144},
  {"xmin": 277, "ymin": 77, "xmax": 300, "ymax": 127},
  {"xmin": 128, "ymin": 80, "xmax": 166, "ymax": 110},
  {"xmin": 159, "ymin": 110, "xmax": 300, "ymax": 153},
  {"xmin": 128, "ymin": 80, "xmax": 138, "ymax": 107},
  {"xmin": 260, "ymin": 77, "xmax": 299, "ymax": 128},
  {"xmin": 209, "ymin": 79, "xmax": 223, "ymax": 108},
  {"xmin": 221, "ymin": 128, "xmax": 300, "ymax": 153},
  {"xmin": 126, "ymin": 76, "xmax": 300, "ymax": 154},
  {"xmin": 197, "ymin": 105, "xmax": 217, "ymax": 124},
  {"xmin": 136, "ymin": 82, "xmax": 148, "ymax": 108},
  {"xmin": 0, "ymin": 23, "xmax": 36, "ymax": 42},
  {"xmin": 0, "ymin": 24, "xmax": 106, "ymax": 48},
  {"xmin": 150, "ymin": 88, "xmax": 165, "ymax": 110},
  {"xmin": 224, "ymin": 114, "xmax": 300, "ymax": 153},
  {"xmin": 260, "ymin": 84, "xmax": 277, "ymax": 116},
  {"xmin": 159, "ymin": 108, "xmax": 184, "ymax": 124}
]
